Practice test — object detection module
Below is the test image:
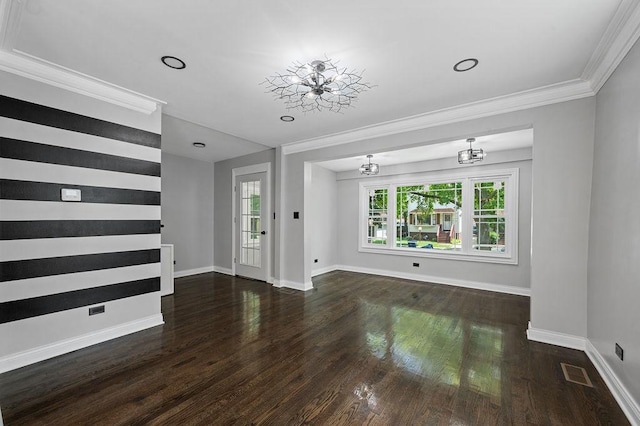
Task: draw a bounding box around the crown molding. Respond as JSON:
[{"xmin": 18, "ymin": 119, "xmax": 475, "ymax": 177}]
[
  {"xmin": 582, "ymin": 0, "xmax": 640, "ymax": 93},
  {"xmin": 0, "ymin": 0, "xmax": 163, "ymax": 114},
  {"xmin": 281, "ymin": 79, "xmax": 594, "ymax": 155},
  {"xmin": 0, "ymin": 50, "xmax": 164, "ymax": 114}
]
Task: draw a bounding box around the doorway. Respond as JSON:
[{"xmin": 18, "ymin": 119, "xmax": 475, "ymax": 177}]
[{"xmin": 232, "ymin": 163, "xmax": 271, "ymax": 282}]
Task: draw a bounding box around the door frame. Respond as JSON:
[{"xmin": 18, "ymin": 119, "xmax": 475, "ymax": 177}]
[{"xmin": 232, "ymin": 162, "xmax": 271, "ymax": 282}]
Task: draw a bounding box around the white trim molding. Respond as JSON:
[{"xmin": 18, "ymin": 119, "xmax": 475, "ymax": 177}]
[
  {"xmin": 582, "ymin": 0, "xmax": 640, "ymax": 93},
  {"xmin": 174, "ymin": 266, "xmax": 214, "ymax": 279},
  {"xmin": 0, "ymin": 50, "xmax": 164, "ymax": 114},
  {"xmin": 311, "ymin": 264, "xmax": 340, "ymax": 277},
  {"xmin": 0, "ymin": 314, "xmax": 164, "ymax": 373},
  {"xmin": 281, "ymin": 79, "xmax": 593, "ymax": 155},
  {"xmin": 526, "ymin": 321, "xmax": 587, "ymax": 350},
  {"xmin": 213, "ymin": 266, "xmax": 234, "ymax": 276},
  {"xmin": 336, "ymin": 265, "xmax": 531, "ymax": 297},
  {"xmin": 586, "ymin": 340, "xmax": 640, "ymax": 425},
  {"xmin": 278, "ymin": 280, "xmax": 314, "ymax": 292}
]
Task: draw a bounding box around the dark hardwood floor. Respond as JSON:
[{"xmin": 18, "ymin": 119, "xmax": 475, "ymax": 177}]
[{"xmin": 0, "ymin": 271, "xmax": 629, "ymax": 425}]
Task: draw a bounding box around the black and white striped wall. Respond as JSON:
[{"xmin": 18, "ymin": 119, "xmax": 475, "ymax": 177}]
[{"xmin": 0, "ymin": 78, "xmax": 163, "ymax": 372}]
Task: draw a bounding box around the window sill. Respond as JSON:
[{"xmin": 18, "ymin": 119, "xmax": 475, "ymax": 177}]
[{"xmin": 359, "ymin": 245, "xmax": 518, "ymax": 265}]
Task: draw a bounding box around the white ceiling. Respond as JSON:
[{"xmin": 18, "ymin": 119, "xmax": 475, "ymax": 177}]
[{"xmin": 1, "ymin": 0, "xmax": 636, "ymax": 162}]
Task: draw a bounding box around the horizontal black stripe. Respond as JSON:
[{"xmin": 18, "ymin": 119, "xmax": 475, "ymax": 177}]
[
  {"xmin": 0, "ymin": 277, "xmax": 160, "ymax": 324},
  {"xmin": 0, "ymin": 179, "xmax": 160, "ymax": 205},
  {"xmin": 0, "ymin": 221, "xmax": 161, "ymax": 240},
  {"xmin": 0, "ymin": 138, "xmax": 160, "ymax": 177},
  {"xmin": 0, "ymin": 95, "xmax": 160, "ymax": 148},
  {"xmin": 0, "ymin": 249, "xmax": 160, "ymax": 282}
]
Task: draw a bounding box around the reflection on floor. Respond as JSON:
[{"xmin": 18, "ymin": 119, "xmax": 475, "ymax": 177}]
[
  {"xmin": 364, "ymin": 302, "xmax": 503, "ymax": 402},
  {"xmin": 0, "ymin": 271, "xmax": 629, "ymax": 425}
]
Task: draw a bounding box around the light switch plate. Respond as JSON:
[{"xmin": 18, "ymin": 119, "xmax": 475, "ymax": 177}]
[{"xmin": 61, "ymin": 188, "xmax": 81, "ymax": 201}]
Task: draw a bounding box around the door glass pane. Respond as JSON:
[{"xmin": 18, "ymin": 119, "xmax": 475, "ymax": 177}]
[{"xmin": 240, "ymin": 180, "xmax": 261, "ymax": 267}]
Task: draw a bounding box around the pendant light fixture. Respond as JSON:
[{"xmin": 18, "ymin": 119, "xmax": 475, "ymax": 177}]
[
  {"xmin": 458, "ymin": 138, "xmax": 486, "ymax": 164},
  {"xmin": 359, "ymin": 154, "xmax": 380, "ymax": 175}
]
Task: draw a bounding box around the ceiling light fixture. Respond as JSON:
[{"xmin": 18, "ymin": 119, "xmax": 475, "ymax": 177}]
[
  {"xmin": 161, "ymin": 55, "xmax": 186, "ymax": 70},
  {"xmin": 280, "ymin": 115, "xmax": 295, "ymax": 122},
  {"xmin": 359, "ymin": 154, "xmax": 380, "ymax": 175},
  {"xmin": 458, "ymin": 138, "xmax": 485, "ymax": 164},
  {"xmin": 192, "ymin": 142, "xmax": 206, "ymax": 148},
  {"xmin": 263, "ymin": 57, "xmax": 372, "ymax": 113},
  {"xmin": 453, "ymin": 58, "xmax": 479, "ymax": 72}
]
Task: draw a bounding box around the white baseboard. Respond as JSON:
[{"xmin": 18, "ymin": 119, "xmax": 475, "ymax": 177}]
[
  {"xmin": 586, "ymin": 340, "xmax": 640, "ymax": 425},
  {"xmin": 526, "ymin": 321, "xmax": 586, "ymax": 350},
  {"xmin": 174, "ymin": 266, "xmax": 214, "ymax": 278},
  {"xmin": 335, "ymin": 264, "xmax": 530, "ymax": 296},
  {"xmin": 212, "ymin": 265, "xmax": 233, "ymax": 276},
  {"xmin": 311, "ymin": 264, "xmax": 340, "ymax": 277},
  {"xmin": 278, "ymin": 280, "xmax": 314, "ymax": 291},
  {"xmin": 527, "ymin": 324, "xmax": 638, "ymax": 425},
  {"xmin": 0, "ymin": 314, "xmax": 164, "ymax": 373}
]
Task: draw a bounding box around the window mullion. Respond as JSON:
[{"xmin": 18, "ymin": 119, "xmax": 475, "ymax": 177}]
[
  {"xmin": 388, "ymin": 185, "xmax": 396, "ymax": 248},
  {"xmin": 461, "ymin": 178, "xmax": 473, "ymax": 253}
]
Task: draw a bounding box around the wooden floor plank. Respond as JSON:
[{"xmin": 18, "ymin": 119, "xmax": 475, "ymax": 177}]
[{"xmin": 0, "ymin": 271, "xmax": 630, "ymax": 425}]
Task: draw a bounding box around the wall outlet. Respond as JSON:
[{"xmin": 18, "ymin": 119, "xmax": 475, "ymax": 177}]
[
  {"xmin": 615, "ymin": 343, "xmax": 624, "ymax": 361},
  {"xmin": 89, "ymin": 305, "xmax": 105, "ymax": 316},
  {"xmin": 314, "ymin": 259, "xmax": 318, "ymax": 263},
  {"xmin": 413, "ymin": 262, "xmax": 420, "ymax": 267},
  {"xmin": 293, "ymin": 211, "xmax": 299, "ymax": 219}
]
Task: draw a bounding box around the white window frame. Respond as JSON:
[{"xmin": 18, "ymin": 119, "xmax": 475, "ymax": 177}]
[{"xmin": 358, "ymin": 168, "xmax": 519, "ymax": 265}]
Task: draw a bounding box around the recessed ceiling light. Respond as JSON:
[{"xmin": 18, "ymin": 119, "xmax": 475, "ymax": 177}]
[
  {"xmin": 453, "ymin": 58, "xmax": 479, "ymax": 72},
  {"xmin": 280, "ymin": 115, "xmax": 295, "ymax": 122},
  {"xmin": 161, "ymin": 55, "xmax": 186, "ymax": 70},
  {"xmin": 192, "ymin": 142, "xmax": 206, "ymax": 148}
]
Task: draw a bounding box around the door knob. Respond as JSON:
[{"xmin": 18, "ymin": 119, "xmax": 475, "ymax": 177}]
[{"xmin": 261, "ymin": 231, "xmax": 266, "ymax": 235}]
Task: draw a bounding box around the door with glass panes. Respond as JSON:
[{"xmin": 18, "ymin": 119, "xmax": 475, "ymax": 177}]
[{"xmin": 235, "ymin": 172, "xmax": 267, "ymax": 281}]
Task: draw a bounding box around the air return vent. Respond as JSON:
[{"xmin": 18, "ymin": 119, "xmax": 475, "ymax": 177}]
[{"xmin": 561, "ymin": 363, "xmax": 593, "ymax": 387}]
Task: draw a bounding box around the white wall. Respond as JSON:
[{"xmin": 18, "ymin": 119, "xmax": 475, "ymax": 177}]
[
  {"xmin": 588, "ymin": 39, "xmax": 640, "ymax": 407},
  {"xmin": 281, "ymin": 97, "xmax": 595, "ymax": 339},
  {"xmin": 334, "ymin": 151, "xmax": 532, "ymax": 293},
  {"xmin": 161, "ymin": 153, "xmax": 214, "ymax": 275},
  {"xmin": 307, "ymin": 163, "xmax": 338, "ymax": 276}
]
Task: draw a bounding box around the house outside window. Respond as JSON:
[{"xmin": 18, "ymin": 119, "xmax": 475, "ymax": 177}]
[{"xmin": 359, "ymin": 168, "xmax": 519, "ymax": 264}]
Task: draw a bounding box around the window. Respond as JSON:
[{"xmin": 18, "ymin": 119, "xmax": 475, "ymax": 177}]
[
  {"xmin": 395, "ymin": 183, "xmax": 462, "ymax": 251},
  {"xmin": 359, "ymin": 169, "xmax": 518, "ymax": 264},
  {"xmin": 366, "ymin": 188, "xmax": 388, "ymax": 245}
]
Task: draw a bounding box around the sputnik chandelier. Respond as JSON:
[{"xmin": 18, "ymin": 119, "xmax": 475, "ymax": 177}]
[{"xmin": 263, "ymin": 57, "xmax": 372, "ymax": 113}]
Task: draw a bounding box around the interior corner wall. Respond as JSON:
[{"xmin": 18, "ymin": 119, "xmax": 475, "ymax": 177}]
[
  {"xmin": 282, "ymin": 97, "xmax": 595, "ymax": 338},
  {"xmin": 213, "ymin": 149, "xmax": 276, "ymax": 275},
  {"xmin": 307, "ymin": 163, "xmax": 338, "ymax": 275},
  {"xmin": 160, "ymin": 153, "xmax": 214, "ymax": 275},
  {"xmin": 588, "ymin": 38, "xmax": 640, "ymax": 405},
  {"xmin": 0, "ymin": 71, "xmax": 163, "ymax": 371}
]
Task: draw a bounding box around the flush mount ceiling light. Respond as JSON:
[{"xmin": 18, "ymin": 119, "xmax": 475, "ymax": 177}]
[
  {"xmin": 192, "ymin": 142, "xmax": 206, "ymax": 148},
  {"xmin": 263, "ymin": 57, "xmax": 373, "ymax": 113},
  {"xmin": 458, "ymin": 138, "xmax": 485, "ymax": 164},
  {"xmin": 280, "ymin": 115, "xmax": 295, "ymax": 122},
  {"xmin": 161, "ymin": 55, "xmax": 186, "ymax": 70},
  {"xmin": 359, "ymin": 154, "xmax": 380, "ymax": 175},
  {"xmin": 453, "ymin": 58, "xmax": 479, "ymax": 72}
]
